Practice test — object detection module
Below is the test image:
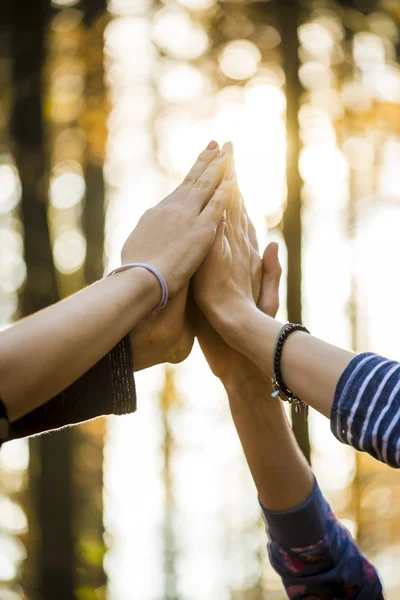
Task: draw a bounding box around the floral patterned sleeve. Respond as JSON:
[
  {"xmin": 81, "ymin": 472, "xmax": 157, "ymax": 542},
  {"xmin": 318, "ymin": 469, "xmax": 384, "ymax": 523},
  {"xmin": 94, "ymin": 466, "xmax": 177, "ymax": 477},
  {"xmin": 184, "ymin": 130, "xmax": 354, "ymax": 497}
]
[{"xmin": 261, "ymin": 480, "xmax": 383, "ymax": 600}]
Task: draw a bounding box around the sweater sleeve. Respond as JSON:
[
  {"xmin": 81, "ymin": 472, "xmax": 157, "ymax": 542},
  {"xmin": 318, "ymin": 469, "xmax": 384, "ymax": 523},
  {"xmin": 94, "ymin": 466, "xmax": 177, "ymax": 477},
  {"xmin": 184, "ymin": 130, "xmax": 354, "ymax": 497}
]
[
  {"xmin": 331, "ymin": 353, "xmax": 400, "ymax": 468},
  {"xmin": 4, "ymin": 335, "xmax": 136, "ymax": 443},
  {"xmin": 261, "ymin": 481, "xmax": 383, "ymax": 599}
]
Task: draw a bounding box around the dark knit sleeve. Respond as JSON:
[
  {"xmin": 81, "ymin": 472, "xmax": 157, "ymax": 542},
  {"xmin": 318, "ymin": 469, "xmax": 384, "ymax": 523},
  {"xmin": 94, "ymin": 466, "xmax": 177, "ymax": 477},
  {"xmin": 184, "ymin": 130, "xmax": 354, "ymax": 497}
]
[{"xmin": 6, "ymin": 335, "xmax": 136, "ymax": 442}]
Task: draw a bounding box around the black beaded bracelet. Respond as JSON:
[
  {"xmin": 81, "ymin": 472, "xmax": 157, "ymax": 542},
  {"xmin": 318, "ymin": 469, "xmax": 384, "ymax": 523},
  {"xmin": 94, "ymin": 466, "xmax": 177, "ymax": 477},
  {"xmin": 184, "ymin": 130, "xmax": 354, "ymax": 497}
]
[
  {"xmin": 0, "ymin": 396, "xmax": 9, "ymax": 446},
  {"xmin": 271, "ymin": 323, "xmax": 310, "ymax": 417}
]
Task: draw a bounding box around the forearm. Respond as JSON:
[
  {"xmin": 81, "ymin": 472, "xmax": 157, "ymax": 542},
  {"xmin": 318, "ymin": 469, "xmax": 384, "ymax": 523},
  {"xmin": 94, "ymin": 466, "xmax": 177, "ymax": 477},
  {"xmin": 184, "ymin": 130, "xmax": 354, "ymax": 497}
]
[
  {"xmin": 225, "ymin": 370, "xmax": 383, "ymax": 599},
  {"xmin": 0, "ymin": 268, "xmax": 159, "ymax": 421},
  {"xmin": 225, "ymin": 370, "xmax": 313, "ymax": 511},
  {"xmin": 218, "ymin": 305, "xmax": 355, "ymax": 419}
]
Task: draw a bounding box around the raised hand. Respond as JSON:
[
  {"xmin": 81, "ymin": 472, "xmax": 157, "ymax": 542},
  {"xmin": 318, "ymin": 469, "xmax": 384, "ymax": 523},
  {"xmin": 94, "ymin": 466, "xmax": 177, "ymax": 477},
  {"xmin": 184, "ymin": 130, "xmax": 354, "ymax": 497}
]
[
  {"xmin": 129, "ymin": 141, "xmax": 235, "ymax": 370},
  {"xmin": 194, "ymin": 239, "xmax": 282, "ymax": 387},
  {"xmin": 121, "ymin": 141, "xmax": 236, "ymax": 300},
  {"xmin": 192, "ymin": 159, "xmax": 261, "ymax": 333}
]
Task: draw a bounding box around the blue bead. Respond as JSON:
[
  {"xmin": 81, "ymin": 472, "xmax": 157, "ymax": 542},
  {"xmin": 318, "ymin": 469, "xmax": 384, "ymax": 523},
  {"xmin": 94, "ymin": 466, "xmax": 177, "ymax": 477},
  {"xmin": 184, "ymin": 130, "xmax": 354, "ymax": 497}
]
[{"xmin": 271, "ymin": 390, "xmax": 280, "ymax": 398}]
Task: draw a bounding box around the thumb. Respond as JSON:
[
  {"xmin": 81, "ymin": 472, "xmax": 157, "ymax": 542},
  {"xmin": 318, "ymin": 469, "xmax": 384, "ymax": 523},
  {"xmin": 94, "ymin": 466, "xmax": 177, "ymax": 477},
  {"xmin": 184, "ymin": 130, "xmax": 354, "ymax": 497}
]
[{"xmin": 258, "ymin": 242, "xmax": 282, "ymax": 318}]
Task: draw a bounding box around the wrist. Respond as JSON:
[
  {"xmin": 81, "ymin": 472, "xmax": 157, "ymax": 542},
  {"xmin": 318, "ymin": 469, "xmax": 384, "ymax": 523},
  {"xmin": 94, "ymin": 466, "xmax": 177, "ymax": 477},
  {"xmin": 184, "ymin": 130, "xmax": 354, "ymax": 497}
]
[
  {"xmin": 110, "ymin": 266, "xmax": 161, "ymax": 325},
  {"xmin": 205, "ymin": 298, "xmax": 257, "ymax": 341},
  {"xmin": 224, "ymin": 369, "xmax": 273, "ymax": 413}
]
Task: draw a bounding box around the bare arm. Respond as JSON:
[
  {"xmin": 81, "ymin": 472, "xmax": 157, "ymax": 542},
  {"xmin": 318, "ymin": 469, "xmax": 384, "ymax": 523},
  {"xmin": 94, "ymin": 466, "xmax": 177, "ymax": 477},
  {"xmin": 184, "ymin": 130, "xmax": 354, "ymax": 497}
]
[
  {"xmin": 214, "ymin": 307, "xmax": 355, "ymax": 419},
  {"xmin": 226, "ymin": 372, "xmax": 313, "ymax": 510},
  {"xmin": 194, "ymin": 166, "xmax": 355, "ymax": 419},
  {"xmin": 0, "ymin": 269, "xmax": 158, "ymax": 422},
  {"xmin": 195, "ymin": 232, "xmax": 383, "ymax": 598},
  {"xmin": 195, "ymin": 232, "xmax": 313, "ymax": 509},
  {"xmin": 1, "ymin": 141, "xmax": 234, "ymax": 423}
]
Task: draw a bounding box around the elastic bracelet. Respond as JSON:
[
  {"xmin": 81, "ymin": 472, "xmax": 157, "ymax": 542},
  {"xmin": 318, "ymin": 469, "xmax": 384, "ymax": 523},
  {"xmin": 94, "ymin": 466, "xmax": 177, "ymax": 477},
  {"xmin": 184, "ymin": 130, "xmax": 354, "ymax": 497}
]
[
  {"xmin": 0, "ymin": 396, "xmax": 10, "ymax": 446},
  {"xmin": 271, "ymin": 323, "xmax": 310, "ymax": 418},
  {"xmin": 107, "ymin": 262, "xmax": 169, "ymax": 311}
]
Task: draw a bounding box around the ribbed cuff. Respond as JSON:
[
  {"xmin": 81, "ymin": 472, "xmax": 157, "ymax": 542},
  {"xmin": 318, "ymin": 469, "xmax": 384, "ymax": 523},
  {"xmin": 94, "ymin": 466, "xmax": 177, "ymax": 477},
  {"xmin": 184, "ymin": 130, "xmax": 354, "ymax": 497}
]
[
  {"xmin": 8, "ymin": 335, "xmax": 136, "ymax": 441},
  {"xmin": 260, "ymin": 479, "xmax": 330, "ymax": 548}
]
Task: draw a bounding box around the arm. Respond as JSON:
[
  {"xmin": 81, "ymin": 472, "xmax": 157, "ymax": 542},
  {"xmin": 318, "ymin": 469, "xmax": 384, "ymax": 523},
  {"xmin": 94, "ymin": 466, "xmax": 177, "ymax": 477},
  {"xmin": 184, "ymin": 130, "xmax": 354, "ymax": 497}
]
[
  {"xmin": 207, "ymin": 263, "xmax": 400, "ymax": 469},
  {"xmin": 0, "ymin": 268, "xmax": 157, "ymax": 423},
  {"xmin": 213, "ymin": 308, "xmax": 355, "ymax": 421},
  {"xmin": 1, "ymin": 140, "xmax": 234, "ymax": 426},
  {"xmin": 227, "ymin": 378, "xmax": 383, "ymax": 600},
  {"xmin": 9, "ymin": 335, "xmax": 135, "ymax": 440},
  {"xmin": 194, "ymin": 177, "xmax": 400, "ymax": 467},
  {"xmin": 195, "ymin": 235, "xmax": 383, "ymax": 599}
]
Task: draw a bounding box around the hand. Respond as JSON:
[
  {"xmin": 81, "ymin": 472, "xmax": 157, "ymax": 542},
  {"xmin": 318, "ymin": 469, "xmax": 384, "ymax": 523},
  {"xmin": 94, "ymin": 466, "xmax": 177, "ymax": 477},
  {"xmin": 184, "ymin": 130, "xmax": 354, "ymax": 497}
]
[
  {"xmin": 130, "ymin": 283, "xmax": 194, "ymax": 371},
  {"xmin": 195, "ymin": 238, "xmax": 282, "ymax": 387},
  {"xmin": 192, "ymin": 174, "xmax": 261, "ymax": 333},
  {"xmin": 121, "ymin": 141, "xmax": 235, "ymax": 302},
  {"xmin": 127, "ymin": 141, "xmax": 234, "ymax": 370}
]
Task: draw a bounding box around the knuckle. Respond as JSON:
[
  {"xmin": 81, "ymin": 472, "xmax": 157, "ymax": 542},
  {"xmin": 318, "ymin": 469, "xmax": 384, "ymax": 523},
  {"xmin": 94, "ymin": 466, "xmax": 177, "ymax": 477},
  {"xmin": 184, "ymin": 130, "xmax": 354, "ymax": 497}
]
[
  {"xmin": 197, "ymin": 152, "xmax": 209, "ymax": 162},
  {"xmin": 215, "ymin": 150, "xmax": 226, "ymax": 161},
  {"xmin": 208, "ymin": 196, "xmax": 222, "ymax": 211},
  {"xmin": 217, "ymin": 179, "xmax": 229, "ymax": 190},
  {"xmin": 195, "ymin": 178, "xmax": 211, "ymax": 190},
  {"xmin": 182, "ymin": 175, "xmax": 196, "ymax": 186}
]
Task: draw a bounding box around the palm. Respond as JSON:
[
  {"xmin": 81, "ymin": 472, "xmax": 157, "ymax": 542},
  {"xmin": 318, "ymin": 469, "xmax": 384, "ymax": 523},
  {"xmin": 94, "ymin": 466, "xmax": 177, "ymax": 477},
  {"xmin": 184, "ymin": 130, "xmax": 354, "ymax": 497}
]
[{"xmin": 131, "ymin": 283, "xmax": 194, "ymax": 371}]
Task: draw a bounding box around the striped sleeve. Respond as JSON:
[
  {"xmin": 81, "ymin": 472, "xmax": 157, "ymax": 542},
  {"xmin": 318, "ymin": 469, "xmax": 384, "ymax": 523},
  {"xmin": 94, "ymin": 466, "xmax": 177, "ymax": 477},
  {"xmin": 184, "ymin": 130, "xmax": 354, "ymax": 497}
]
[{"xmin": 331, "ymin": 353, "xmax": 400, "ymax": 468}]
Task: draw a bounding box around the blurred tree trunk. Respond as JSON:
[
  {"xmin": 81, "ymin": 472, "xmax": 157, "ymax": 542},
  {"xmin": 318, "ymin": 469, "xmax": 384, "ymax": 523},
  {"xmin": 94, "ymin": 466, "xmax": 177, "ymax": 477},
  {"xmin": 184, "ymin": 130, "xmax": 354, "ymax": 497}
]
[
  {"xmin": 72, "ymin": 3, "xmax": 108, "ymax": 597},
  {"xmin": 276, "ymin": 0, "xmax": 311, "ymax": 463},
  {"xmin": 160, "ymin": 368, "xmax": 179, "ymax": 600},
  {"xmin": 82, "ymin": 4, "xmax": 107, "ymax": 287},
  {"xmin": 9, "ymin": 1, "xmax": 74, "ymax": 598}
]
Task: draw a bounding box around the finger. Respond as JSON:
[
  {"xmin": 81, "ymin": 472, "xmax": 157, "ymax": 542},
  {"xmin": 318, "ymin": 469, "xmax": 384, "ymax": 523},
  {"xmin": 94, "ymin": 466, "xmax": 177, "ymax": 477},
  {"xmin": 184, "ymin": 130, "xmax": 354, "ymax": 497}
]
[
  {"xmin": 251, "ymin": 248, "xmax": 262, "ymax": 302},
  {"xmin": 214, "ymin": 218, "xmax": 226, "ymax": 252},
  {"xmin": 263, "ymin": 242, "xmax": 281, "ymax": 276},
  {"xmin": 258, "ymin": 242, "xmax": 282, "ymax": 318},
  {"xmin": 185, "ymin": 149, "xmax": 232, "ymax": 213},
  {"xmin": 227, "ymin": 185, "xmax": 242, "ymax": 229},
  {"xmin": 247, "ymin": 211, "xmax": 259, "ymax": 253},
  {"xmin": 240, "ymin": 202, "xmax": 248, "ymax": 237},
  {"xmin": 222, "ymin": 140, "xmax": 239, "ymax": 192},
  {"xmin": 199, "ymin": 172, "xmax": 235, "ymax": 228},
  {"xmin": 222, "ymin": 141, "xmax": 234, "ymax": 156},
  {"xmin": 174, "ymin": 141, "xmax": 220, "ymax": 201}
]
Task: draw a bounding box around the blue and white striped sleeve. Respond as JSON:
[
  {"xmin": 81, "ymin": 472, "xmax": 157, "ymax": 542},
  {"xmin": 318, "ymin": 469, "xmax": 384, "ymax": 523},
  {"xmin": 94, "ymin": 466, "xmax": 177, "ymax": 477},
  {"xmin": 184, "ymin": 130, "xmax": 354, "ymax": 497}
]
[{"xmin": 331, "ymin": 353, "xmax": 400, "ymax": 468}]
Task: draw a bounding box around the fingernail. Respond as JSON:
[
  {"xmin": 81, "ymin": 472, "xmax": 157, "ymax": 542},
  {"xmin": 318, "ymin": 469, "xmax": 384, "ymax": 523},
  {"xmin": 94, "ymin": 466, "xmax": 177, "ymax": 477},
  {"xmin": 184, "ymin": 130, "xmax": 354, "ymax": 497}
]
[
  {"xmin": 207, "ymin": 140, "xmax": 218, "ymax": 150},
  {"xmin": 225, "ymin": 141, "xmax": 234, "ymax": 154},
  {"xmin": 225, "ymin": 170, "xmax": 234, "ymax": 180}
]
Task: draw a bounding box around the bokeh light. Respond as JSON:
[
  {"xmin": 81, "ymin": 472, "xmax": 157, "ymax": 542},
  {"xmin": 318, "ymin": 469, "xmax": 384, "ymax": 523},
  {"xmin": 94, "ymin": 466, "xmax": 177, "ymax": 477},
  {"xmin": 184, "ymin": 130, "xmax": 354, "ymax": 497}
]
[
  {"xmin": 2, "ymin": 0, "xmax": 400, "ymax": 598},
  {"xmin": 218, "ymin": 40, "xmax": 261, "ymax": 80},
  {"xmin": 53, "ymin": 229, "xmax": 87, "ymax": 274}
]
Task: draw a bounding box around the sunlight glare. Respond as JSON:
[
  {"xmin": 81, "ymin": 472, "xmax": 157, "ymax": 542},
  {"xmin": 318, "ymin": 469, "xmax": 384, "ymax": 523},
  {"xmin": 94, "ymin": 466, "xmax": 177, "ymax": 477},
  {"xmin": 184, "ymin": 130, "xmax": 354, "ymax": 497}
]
[
  {"xmin": 53, "ymin": 229, "xmax": 86, "ymax": 274},
  {"xmin": 218, "ymin": 40, "xmax": 261, "ymax": 81},
  {"xmin": 50, "ymin": 169, "xmax": 86, "ymax": 209},
  {"xmin": 153, "ymin": 8, "xmax": 209, "ymax": 60},
  {"xmin": 159, "ymin": 62, "xmax": 206, "ymax": 104},
  {"xmin": 0, "ymin": 164, "xmax": 21, "ymax": 215},
  {"xmin": 300, "ymin": 145, "xmax": 348, "ymax": 195}
]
